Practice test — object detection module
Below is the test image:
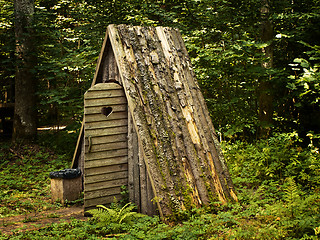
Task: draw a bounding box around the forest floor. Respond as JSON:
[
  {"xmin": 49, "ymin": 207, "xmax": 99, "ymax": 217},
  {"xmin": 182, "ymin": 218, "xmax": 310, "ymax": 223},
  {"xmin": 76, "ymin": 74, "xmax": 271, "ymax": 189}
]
[{"xmin": 0, "ymin": 206, "xmax": 86, "ymax": 235}]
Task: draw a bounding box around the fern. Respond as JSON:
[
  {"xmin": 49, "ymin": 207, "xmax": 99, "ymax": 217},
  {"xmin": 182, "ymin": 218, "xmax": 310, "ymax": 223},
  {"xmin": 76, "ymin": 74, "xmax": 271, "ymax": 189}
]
[
  {"xmin": 284, "ymin": 177, "xmax": 300, "ymax": 219},
  {"xmin": 86, "ymin": 202, "xmax": 144, "ymax": 227}
]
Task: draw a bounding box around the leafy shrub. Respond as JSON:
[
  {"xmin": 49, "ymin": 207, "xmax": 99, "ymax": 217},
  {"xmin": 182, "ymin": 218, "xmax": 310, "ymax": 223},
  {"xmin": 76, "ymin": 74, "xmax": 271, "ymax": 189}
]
[
  {"xmin": 222, "ymin": 133, "xmax": 320, "ymax": 239},
  {"xmin": 223, "ymin": 132, "xmax": 320, "ymax": 189}
]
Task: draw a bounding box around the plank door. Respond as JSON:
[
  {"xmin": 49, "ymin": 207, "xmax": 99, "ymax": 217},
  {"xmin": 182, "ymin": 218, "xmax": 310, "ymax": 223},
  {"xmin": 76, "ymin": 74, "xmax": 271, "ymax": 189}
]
[{"xmin": 84, "ymin": 83, "xmax": 128, "ymax": 211}]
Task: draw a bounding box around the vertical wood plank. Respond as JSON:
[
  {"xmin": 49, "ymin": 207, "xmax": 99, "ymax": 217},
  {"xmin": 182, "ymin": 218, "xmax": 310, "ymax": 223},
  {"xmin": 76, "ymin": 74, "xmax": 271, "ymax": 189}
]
[
  {"xmin": 139, "ymin": 143, "xmax": 147, "ymax": 215},
  {"xmin": 102, "ymin": 40, "xmax": 121, "ymax": 84},
  {"xmin": 127, "ymin": 112, "xmax": 135, "ymax": 203},
  {"xmin": 132, "ymin": 124, "xmax": 141, "ymax": 211},
  {"xmin": 146, "ymin": 170, "xmax": 156, "ymax": 215}
]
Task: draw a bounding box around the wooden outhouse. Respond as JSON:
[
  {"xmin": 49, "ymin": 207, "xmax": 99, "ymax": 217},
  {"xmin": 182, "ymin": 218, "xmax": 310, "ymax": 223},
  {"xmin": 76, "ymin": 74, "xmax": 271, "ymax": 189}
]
[{"xmin": 72, "ymin": 25, "xmax": 237, "ymax": 218}]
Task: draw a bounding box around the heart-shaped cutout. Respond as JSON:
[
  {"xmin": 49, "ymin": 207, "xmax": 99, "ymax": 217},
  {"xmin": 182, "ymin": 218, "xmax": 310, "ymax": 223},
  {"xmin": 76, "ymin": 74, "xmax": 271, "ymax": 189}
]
[{"xmin": 101, "ymin": 107, "xmax": 113, "ymax": 118}]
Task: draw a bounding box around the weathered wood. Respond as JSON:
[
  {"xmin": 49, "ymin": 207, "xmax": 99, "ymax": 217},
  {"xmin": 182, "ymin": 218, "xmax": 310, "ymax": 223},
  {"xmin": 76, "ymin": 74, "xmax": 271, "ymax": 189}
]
[
  {"xmin": 139, "ymin": 141, "xmax": 148, "ymax": 215},
  {"xmin": 75, "ymin": 25, "xmax": 237, "ymax": 217},
  {"xmin": 127, "ymin": 112, "xmax": 135, "ymax": 204},
  {"xmin": 127, "ymin": 113, "xmax": 157, "ymax": 215},
  {"xmin": 84, "ymin": 97, "xmax": 127, "ymax": 107},
  {"xmin": 170, "ymin": 28, "xmax": 237, "ymax": 201},
  {"xmin": 144, "ymin": 170, "xmax": 157, "ymax": 215},
  {"xmin": 86, "ymin": 163, "xmax": 128, "ymax": 176},
  {"xmin": 85, "ymin": 188, "xmax": 122, "ymax": 200},
  {"xmin": 85, "ymin": 89, "xmax": 125, "ymax": 100},
  {"xmin": 132, "ymin": 118, "xmax": 141, "ymax": 211},
  {"xmin": 85, "ymin": 156, "xmax": 128, "ymax": 169},
  {"xmin": 102, "ymin": 39, "xmax": 121, "ymax": 84},
  {"xmin": 85, "ymin": 171, "xmax": 128, "ymax": 186},
  {"xmin": 71, "ymin": 123, "xmax": 84, "ymax": 169},
  {"xmin": 85, "ymin": 149, "xmax": 128, "ymax": 161},
  {"xmin": 85, "ymin": 194, "xmax": 123, "ymax": 209},
  {"xmin": 84, "ymin": 83, "xmax": 128, "ymax": 211},
  {"xmin": 156, "ymin": 27, "xmax": 226, "ymax": 203},
  {"xmin": 51, "ymin": 177, "xmax": 82, "ymax": 204},
  {"xmin": 79, "ymin": 139, "xmax": 85, "ymax": 177},
  {"xmin": 84, "ymin": 134, "xmax": 127, "ymax": 146},
  {"xmin": 85, "ymin": 104, "xmax": 127, "ymax": 115},
  {"xmin": 151, "ymin": 27, "xmax": 209, "ymax": 207},
  {"xmin": 85, "ymin": 112, "xmax": 128, "ymax": 123},
  {"xmin": 85, "ymin": 119, "xmax": 128, "ymax": 130},
  {"xmin": 108, "ymin": 25, "xmax": 166, "ymax": 218},
  {"xmin": 110, "ymin": 25, "xmax": 199, "ymax": 215},
  {"xmin": 85, "ymin": 141, "xmax": 127, "ymax": 153},
  {"xmin": 85, "ymin": 178, "xmax": 128, "ymax": 193},
  {"xmin": 85, "ymin": 126, "xmax": 128, "ymax": 138},
  {"xmin": 106, "ymin": 25, "xmax": 237, "ymax": 217},
  {"xmin": 71, "ymin": 31, "xmax": 119, "ymax": 170}
]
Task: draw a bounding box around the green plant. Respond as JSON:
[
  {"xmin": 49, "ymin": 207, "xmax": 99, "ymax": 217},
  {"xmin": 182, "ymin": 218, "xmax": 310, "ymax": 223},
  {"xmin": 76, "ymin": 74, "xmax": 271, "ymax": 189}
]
[
  {"xmin": 86, "ymin": 202, "xmax": 144, "ymax": 233},
  {"xmin": 223, "ymin": 132, "xmax": 320, "ymax": 189},
  {"xmin": 284, "ymin": 177, "xmax": 300, "ymax": 219}
]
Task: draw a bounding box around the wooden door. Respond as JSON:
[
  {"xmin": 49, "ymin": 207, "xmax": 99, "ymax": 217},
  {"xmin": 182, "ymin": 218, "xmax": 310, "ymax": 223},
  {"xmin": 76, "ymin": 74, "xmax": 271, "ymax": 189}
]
[{"xmin": 84, "ymin": 83, "xmax": 128, "ymax": 211}]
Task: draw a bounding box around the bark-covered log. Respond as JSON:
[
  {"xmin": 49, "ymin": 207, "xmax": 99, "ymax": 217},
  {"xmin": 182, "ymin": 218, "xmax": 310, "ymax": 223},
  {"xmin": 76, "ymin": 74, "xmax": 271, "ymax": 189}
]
[{"xmin": 108, "ymin": 25, "xmax": 237, "ymax": 217}]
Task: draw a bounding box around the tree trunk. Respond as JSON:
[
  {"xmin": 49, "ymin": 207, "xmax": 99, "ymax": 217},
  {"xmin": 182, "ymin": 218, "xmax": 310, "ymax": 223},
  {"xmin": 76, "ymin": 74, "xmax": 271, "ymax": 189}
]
[
  {"xmin": 258, "ymin": 0, "xmax": 273, "ymax": 138},
  {"xmin": 13, "ymin": 0, "xmax": 37, "ymax": 141}
]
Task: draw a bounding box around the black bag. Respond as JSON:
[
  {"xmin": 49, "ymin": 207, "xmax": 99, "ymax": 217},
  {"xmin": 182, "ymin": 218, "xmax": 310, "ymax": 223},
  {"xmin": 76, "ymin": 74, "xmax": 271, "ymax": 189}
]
[{"xmin": 49, "ymin": 168, "xmax": 81, "ymax": 179}]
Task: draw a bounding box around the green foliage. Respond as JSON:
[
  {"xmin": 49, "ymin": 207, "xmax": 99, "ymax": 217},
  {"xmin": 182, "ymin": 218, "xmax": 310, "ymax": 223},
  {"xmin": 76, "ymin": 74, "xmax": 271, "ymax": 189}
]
[
  {"xmin": 0, "ymin": 142, "xmax": 69, "ymax": 218},
  {"xmin": 37, "ymin": 126, "xmax": 80, "ymax": 157},
  {"xmin": 86, "ymin": 202, "xmax": 144, "ymax": 234},
  {"xmin": 286, "ymin": 42, "xmax": 320, "ymax": 135},
  {"xmin": 223, "ymin": 132, "xmax": 320, "ymax": 189},
  {"xmin": 0, "ymin": 219, "xmax": 102, "ymax": 240},
  {"xmin": 1, "ymin": 0, "xmax": 319, "ymax": 140},
  {"xmin": 222, "ymin": 134, "xmax": 320, "ymax": 239},
  {"xmin": 0, "ymin": 0, "xmax": 14, "ymax": 103},
  {"xmin": 70, "ymin": 201, "xmax": 144, "ymax": 237}
]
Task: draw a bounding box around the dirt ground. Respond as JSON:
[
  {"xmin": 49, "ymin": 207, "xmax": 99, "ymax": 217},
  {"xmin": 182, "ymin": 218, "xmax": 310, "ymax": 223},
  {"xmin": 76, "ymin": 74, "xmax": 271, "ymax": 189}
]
[{"xmin": 0, "ymin": 206, "xmax": 87, "ymax": 235}]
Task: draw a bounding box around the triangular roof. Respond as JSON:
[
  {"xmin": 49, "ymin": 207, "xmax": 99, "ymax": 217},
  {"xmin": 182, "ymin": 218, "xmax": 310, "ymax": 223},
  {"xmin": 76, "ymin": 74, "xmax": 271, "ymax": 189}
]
[{"xmin": 72, "ymin": 25, "xmax": 237, "ymax": 217}]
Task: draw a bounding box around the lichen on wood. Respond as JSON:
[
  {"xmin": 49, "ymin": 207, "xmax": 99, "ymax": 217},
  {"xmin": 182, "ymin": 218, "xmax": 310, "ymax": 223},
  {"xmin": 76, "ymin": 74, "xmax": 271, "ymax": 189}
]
[{"xmin": 107, "ymin": 24, "xmax": 237, "ymax": 218}]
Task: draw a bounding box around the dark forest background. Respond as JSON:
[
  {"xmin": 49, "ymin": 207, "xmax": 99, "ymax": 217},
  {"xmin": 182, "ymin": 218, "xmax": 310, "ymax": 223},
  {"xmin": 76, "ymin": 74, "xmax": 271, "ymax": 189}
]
[{"xmin": 1, "ymin": 0, "xmax": 319, "ymax": 143}]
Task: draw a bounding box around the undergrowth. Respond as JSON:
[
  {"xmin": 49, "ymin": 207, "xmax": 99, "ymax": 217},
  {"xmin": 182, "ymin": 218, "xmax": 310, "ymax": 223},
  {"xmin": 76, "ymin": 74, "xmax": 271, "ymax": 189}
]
[
  {"xmin": 0, "ymin": 140, "xmax": 70, "ymax": 218},
  {"xmin": 0, "ymin": 131, "xmax": 319, "ymax": 239}
]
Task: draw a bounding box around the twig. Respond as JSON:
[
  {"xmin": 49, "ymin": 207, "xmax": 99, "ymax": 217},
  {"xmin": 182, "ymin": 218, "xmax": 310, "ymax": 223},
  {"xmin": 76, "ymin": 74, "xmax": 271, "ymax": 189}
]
[{"xmin": 9, "ymin": 148, "xmax": 25, "ymax": 160}]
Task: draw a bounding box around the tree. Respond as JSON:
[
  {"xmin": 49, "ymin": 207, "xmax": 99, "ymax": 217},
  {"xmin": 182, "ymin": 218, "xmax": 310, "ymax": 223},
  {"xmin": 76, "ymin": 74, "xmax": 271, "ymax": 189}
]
[
  {"xmin": 258, "ymin": 0, "xmax": 274, "ymax": 137},
  {"xmin": 13, "ymin": 0, "xmax": 37, "ymax": 141}
]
